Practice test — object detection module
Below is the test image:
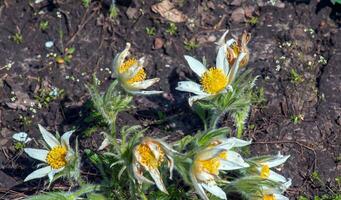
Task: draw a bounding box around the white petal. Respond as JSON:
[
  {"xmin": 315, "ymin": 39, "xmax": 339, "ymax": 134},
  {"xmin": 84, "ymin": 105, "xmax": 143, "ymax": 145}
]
[
  {"xmin": 225, "ymin": 39, "xmax": 236, "ymax": 47},
  {"xmin": 24, "ymin": 148, "xmax": 48, "ymax": 162},
  {"xmin": 216, "ymin": 45, "xmax": 229, "ymax": 74},
  {"xmin": 48, "ymin": 168, "xmax": 64, "ymax": 182},
  {"xmin": 281, "ymin": 179, "xmax": 292, "ymax": 191},
  {"xmin": 61, "ymin": 130, "xmax": 74, "ymax": 149},
  {"xmin": 268, "ymin": 170, "xmax": 288, "ymax": 183},
  {"xmin": 197, "ymin": 148, "xmax": 222, "ymax": 160},
  {"xmin": 195, "ymin": 171, "xmax": 215, "ymax": 182},
  {"xmin": 132, "ymin": 162, "xmax": 153, "ymax": 184},
  {"xmin": 188, "ymin": 95, "xmax": 209, "ymax": 106},
  {"xmin": 176, "ymin": 81, "xmax": 206, "ymax": 95},
  {"xmin": 226, "ymin": 52, "xmax": 246, "ymax": 85},
  {"xmin": 38, "ymin": 124, "xmax": 59, "ymax": 148},
  {"xmin": 274, "ymin": 193, "xmax": 289, "ymax": 200},
  {"xmin": 190, "ymin": 169, "xmax": 209, "ymax": 200},
  {"xmin": 112, "ymin": 43, "xmax": 131, "ymax": 77},
  {"xmin": 125, "ymin": 89, "xmax": 163, "ymax": 95},
  {"xmin": 225, "ymin": 137, "xmax": 252, "ymax": 148},
  {"xmin": 24, "ymin": 166, "xmax": 51, "ymax": 182},
  {"xmin": 121, "ymin": 63, "xmax": 142, "ymax": 80},
  {"xmin": 167, "ymin": 155, "xmax": 174, "ymax": 180},
  {"xmin": 138, "ymin": 56, "xmax": 145, "ymax": 66},
  {"xmin": 201, "ymin": 183, "xmax": 227, "ymax": 200},
  {"xmin": 219, "ymin": 151, "xmax": 249, "ymax": 170},
  {"xmin": 261, "ymin": 153, "xmax": 290, "ymax": 168},
  {"xmin": 184, "ymin": 55, "xmax": 207, "ymax": 77},
  {"xmin": 98, "ymin": 137, "xmax": 110, "ymax": 151},
  {"xmin": 130, "ymin": 78, "xmax": 160, "ymax": 90},
  {"xmin": 149, "ymin": 168, "xmax": 168, "ymax": 194},
  {"xmin": 12, "ymin": 132, "xmax": 31, "ymax": 143},
  {"xmin": 216, "ymin": 30, "xmax": 229, "ymax": 47}
]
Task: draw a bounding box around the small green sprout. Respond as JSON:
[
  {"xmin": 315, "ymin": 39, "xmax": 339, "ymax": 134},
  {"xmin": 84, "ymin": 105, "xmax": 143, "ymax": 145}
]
[
  {"xmin": 14, "ymin": 142, "xmax": 25, "ymax": 151},
  {"xmin": 19, "ymin": 115, "xmax": 32, "ymax": 126},
  {"xmin": 247, "ymin": 16, "xmax": 259, "ymax": 26},
  {"xmin": 56, "ymin": 47, "xmax": 76, "ymax": 64},
  {"xmin": 11, "ymin": 32, "xmax": 23, "ymax": 44},
  {"xmin": 39, "ymin": 20, "xmax": 49, "ymax": 31},
  {"xmin": 290, "ymin": 68, "xmax": 303, "ymax": 84},
  {"xmin": 35, "ymin": 86, "xmax": 64, "ymax": 107},
  {"xmin": 298, "ymin": 196, "xmax": 309, "ymax": 200},
  {"xmin": 311, "ymin": 171, "xmax": 323, "ymax": 185},
  {"xmin": 318, "ymin": 55, "xmax": 327, "ymax": 65},
  {"xmin": 145, "ymin": 27, "xmax": 156, "ymax": 36},
  {"xmin": 184, "ymin": 39, "xmax": 199, "ymax": 51},
  {"xmin": 166, "ymin": 22, "xmax": 177, "ymax": 35},
  {"xmin": 82, "ymin": 0, "xmax": 91, "ymax": 8},
  {"xmin": 109, "ymin": 4, "xmax": 119, "ymax": 19},
  {"xmin": 331, "ymin": 0, "xmax": 341, "ymax": 4},
  {"xmin": 291, "ymin": 114, "xmax": 304, "ymax": 124}
]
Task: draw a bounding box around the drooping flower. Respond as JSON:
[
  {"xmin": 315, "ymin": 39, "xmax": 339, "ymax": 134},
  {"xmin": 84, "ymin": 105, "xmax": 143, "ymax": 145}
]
[
  {"xmin": 176, "ymin": 38, "xmax": 246, "ymax": 106},
  {"xmin": 132, "ymin": 137, "xmax": 175, "ymax": 194},
  {"xmin": 257, "ymin": 153, "xmax": 291, "ymax": 184},
  {"xmin": 24, "ymin": 124, "xmax": 74, "ymax": 182},
  {"xmin": 216, "ymin": 30, "xmax": 251, "ymax": 68},
  {"xmin": 112, "ymin": 43, "xmax": 163, "ymax": 95},
  {"xmin": 190, "ymin": 137, "xmax": 251, "ymax": 200}
]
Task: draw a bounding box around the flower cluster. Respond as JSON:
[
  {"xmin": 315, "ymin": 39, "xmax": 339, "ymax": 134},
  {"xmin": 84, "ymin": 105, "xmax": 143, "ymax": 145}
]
[{"xmin": 19, "ymin": 30, "xmax": 292, "ymax": 200}]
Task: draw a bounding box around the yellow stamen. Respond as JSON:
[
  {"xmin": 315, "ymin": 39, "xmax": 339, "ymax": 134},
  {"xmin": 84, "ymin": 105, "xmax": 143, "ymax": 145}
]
[
  {"xmin": 136, "ymin": 143, "xmax": 164, "ymax": 170},
  {"xmin": 260, "ymin": 165, "xmax": 270, "ymax": 179},
  {"xmin": 118, "ymin": 58, "xmax": 146, "ymax": 84},
  {"xmin": 196, "ymin": 151, "xmax": 227, "ymax": 176},
  {"xmin": 200, "ymin": 68, "xmax": 228, "ymax": 94},
  {"xmin": 46, "ymin": 146, "xmax": 67, "ymax": 169},
  {"xmin": 263, "ymin": 194, "xmax": 275, "ymax": 200}
]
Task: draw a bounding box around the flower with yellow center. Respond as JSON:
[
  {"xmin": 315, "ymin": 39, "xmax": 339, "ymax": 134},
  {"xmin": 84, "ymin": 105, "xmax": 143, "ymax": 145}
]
[
  {"xmin": 24, "ymin": 124, "xmax": 74, "ymax": 182},
  {"xmin": 132, "ymin": 137, "xmax": 175, "ymax": 194},
  {"xmin": 190, "ymin": 137, "xmax": 251, "ymax": 200},
  {"xmin": 112, "ymin": 43, "xmax": 163, "ymax": 95},
  {"xmin": 254, "ymin": 153, "xmax": 291, "ymax": 184},
  {"xmin": 176, "ymin": 38, "xmax": 246, "ymax": 106}
]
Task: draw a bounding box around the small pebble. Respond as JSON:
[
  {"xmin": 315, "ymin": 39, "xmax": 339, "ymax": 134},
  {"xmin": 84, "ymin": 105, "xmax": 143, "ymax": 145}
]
[{"xmin": 45, "ymin": 41, "xmax": 54, "ymax": 48}]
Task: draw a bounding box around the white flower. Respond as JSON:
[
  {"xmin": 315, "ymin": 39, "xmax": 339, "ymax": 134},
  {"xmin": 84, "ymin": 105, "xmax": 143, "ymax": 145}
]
[
  {"xmin": 12, "ymin": 132, "xmax": 32, "ymax": 144},
  {"xmin": 111, "ymin": 43, "xmax": 163, "ymax": 95},
  {"xmin": 257, "ymin": 152, "xmax": 290, "ymax": 184},
  {"xmin": 190, "ymin": 137, "xmax": 251, "ymax": 200},
  {"xmin": 24, "ymin": 124, "xmax": 74, "ymax": 182},
  {"xmin": 176, "ymin": 40, "xmax": 246, "ymax": 106},
  {"xmin": 132, "ymin": 137, "xmax": 175, "ymax": 194}
]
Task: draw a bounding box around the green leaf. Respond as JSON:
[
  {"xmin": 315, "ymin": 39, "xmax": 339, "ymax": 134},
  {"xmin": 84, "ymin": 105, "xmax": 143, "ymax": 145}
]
[{"xmin": 197, "ymin": 127, "xmax": 230, "ymax": 147}]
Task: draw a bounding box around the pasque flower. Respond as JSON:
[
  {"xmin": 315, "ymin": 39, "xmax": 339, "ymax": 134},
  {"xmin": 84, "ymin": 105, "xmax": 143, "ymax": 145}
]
[
  {"xmin": 112, "ymin": 43, "xmax": 163, "ymax": 95},
  {"xmin": 132, "ymin": 137, "xmax": 175, "ymax": 194},
  {"xmin": 175, "ymin": 43, "xmax": 246, "ymax": 106},
  {"xmin": 24, "ymin": 124, "xmax": 74, "ymax": 182},
  {"xmin": 190, "ymin": 137, "xmax": 251, "ymax": 200},
  {"xmin": 257, "ymin": 153, "xmax": 290, "ymax": 184}
]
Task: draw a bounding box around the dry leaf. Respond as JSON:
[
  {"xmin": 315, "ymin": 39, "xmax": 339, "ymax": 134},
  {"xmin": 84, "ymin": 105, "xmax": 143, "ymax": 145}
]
[{"xmin": 151, "ymin": 0, "xmax": 188, "ymax": 23}]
